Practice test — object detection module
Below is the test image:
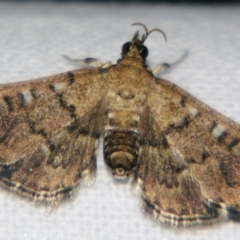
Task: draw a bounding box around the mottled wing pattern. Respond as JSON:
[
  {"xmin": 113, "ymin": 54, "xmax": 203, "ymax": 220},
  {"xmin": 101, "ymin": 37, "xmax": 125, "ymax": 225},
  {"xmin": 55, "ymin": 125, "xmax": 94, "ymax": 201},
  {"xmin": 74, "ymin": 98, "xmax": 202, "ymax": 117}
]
[
  {"xmin": 135, "ymin": 78, "xmax": 240, "ymax": 226},
  {"xmin": 1, "ymin": 22, "xmax": 239, "ymax": 228},
  {"xmin": 0, "ymin": 69, "xmax": 107, "ymax": 203}
]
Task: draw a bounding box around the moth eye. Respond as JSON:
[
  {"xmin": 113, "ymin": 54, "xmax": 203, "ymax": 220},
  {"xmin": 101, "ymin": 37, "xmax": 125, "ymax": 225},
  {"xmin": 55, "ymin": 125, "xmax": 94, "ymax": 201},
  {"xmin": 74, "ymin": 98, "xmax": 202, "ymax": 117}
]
[
  {"xmin": 122, "ymin": 42, "xmax": 132, "ymax": 55},
  {"xmin": 140, "ymin": 45, "xmax": 148, "ymax": 59}
]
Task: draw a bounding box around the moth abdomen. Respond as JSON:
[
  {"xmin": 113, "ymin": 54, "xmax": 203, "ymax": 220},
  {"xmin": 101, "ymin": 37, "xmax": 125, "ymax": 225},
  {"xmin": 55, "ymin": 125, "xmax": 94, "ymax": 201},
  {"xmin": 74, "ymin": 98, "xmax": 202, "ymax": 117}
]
[{"xmin": 104, "ymin": 130, "xmax": 140, "ymax": 179}]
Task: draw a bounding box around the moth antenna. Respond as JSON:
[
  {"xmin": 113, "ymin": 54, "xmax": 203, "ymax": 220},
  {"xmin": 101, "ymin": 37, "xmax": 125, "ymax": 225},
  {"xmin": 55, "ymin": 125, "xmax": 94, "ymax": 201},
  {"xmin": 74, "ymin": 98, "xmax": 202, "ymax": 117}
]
[
  {"xmin": 132, "ymin": 31, "xmax": 139, "ymax": 41},
  {"xmin": 131, "ymin": 22, "xmax": 167, "ymax": 43},
  {"xmin": 131, "ymin": 22, "xmax": 148, "ymax": 38},
  {"xmin": 147, "ymin": 28, "xmax": 167, "ymax": 43}
]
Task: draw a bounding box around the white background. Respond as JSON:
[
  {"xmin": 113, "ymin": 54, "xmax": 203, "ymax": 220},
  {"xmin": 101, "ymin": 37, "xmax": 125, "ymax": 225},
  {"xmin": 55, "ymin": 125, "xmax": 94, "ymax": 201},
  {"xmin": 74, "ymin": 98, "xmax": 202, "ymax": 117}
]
[{"xmin": 0, "ymin": 2, "xmax": 240, "ymax": 240}]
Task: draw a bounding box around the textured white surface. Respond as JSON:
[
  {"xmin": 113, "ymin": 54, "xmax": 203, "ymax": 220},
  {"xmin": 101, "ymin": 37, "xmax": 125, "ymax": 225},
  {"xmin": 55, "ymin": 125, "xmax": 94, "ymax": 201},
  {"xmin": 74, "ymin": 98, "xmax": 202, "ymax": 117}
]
[{"xmin": 0, "ymin": 2, "xmax": 240, "ymax": 240}]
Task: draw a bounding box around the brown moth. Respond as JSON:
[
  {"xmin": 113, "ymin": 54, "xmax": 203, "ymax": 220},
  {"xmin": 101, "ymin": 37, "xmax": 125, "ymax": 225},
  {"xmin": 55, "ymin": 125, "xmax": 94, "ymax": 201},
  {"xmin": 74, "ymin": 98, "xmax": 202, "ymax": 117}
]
[{"xmin": 0, "ymin": 23, "xmax": 240, "ymax": 227}]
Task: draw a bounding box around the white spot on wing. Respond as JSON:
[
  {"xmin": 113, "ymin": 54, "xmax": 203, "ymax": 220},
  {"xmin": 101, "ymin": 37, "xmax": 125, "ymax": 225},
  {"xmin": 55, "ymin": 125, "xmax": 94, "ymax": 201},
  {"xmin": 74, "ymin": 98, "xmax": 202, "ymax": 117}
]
[
  {"xmin": 41, "ymin": 145, "xmax": 51, "ymax": 158},
  {"xmin": 53, "ymin": 83, "xmax": 66, "ymax": 92},
  {"xmin": 21, "ymin": 90, "xmax": 33, "ymax": 105},
  {"xmin": 108, "ymin": 111, "xmax": 115, "ymax": 118},
  {"xmin": 212, "ymin": 124, "xmax": 226, "ymax": 138},
  {"xmin": 188, "ymin": 107, "xmax": 199, "ymax": 117},
  {"xmin": 53, "ymin": 156, "xmax": 62, "ymax": 167}
]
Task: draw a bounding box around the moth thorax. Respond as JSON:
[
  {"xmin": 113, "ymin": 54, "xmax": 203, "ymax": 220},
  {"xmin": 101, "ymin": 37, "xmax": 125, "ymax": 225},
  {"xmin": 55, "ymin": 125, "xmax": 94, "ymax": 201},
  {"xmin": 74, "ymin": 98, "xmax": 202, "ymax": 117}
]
[{"xmin": 104, "ymin": 131, "xmax": 139, "ymax": 179}]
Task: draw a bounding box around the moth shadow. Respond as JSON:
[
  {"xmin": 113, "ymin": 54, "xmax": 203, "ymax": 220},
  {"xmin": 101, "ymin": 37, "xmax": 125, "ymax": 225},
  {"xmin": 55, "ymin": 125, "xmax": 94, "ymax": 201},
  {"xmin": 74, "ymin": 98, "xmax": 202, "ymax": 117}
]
[{"xmin": 228, "ymin": 207, "xmax": 240, "ymax": 222}]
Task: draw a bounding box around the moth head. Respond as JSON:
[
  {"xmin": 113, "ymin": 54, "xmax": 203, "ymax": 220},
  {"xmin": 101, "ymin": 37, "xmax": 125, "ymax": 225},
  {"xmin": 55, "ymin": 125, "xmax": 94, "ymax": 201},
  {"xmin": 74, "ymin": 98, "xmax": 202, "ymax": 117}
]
[{"xmin": 121, "ymin": 22, "xmax": 167, "ymax": 60}]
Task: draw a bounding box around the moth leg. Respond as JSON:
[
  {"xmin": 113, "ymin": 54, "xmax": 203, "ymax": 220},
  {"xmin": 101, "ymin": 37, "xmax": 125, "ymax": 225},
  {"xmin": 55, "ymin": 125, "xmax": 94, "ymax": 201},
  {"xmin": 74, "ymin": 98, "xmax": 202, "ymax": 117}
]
[
  {"xmin": 81, "ymin": 58, "xmax": 112, "ymax": 69},
  {"xmin": 100, "ymin": 61, "xmax": 112, "ymax": 69},
  {"xmin": 152, "ymin": 62, "xmax": 170, "ymax": 75},
  {"xmin": 62, "ymin": 55, "xmax": 112, "ymax": 68},
  {"xmin": 152, "ymin": 50, "xmax": 188, "ymax": 75}
]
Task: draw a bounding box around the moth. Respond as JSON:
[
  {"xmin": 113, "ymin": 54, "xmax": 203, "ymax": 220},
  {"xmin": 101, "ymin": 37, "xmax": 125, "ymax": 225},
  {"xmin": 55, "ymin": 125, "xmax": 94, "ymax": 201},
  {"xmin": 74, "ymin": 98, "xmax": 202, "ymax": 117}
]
[{"xmin": 0, "ymin": 22, "xmax": 240, "ymax": 227}]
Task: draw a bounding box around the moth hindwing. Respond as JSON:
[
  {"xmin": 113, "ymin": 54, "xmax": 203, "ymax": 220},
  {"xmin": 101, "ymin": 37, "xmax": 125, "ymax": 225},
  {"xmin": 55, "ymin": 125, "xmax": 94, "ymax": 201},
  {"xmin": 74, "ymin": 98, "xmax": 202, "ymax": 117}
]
[{"xmin": 0, "ymin": 22, "xmax": 240, "ymax": 227}]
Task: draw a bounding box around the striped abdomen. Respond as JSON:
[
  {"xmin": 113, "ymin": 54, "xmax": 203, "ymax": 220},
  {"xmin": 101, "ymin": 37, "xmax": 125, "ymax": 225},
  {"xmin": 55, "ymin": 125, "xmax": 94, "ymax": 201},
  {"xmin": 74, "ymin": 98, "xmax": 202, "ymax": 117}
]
[{"xmin": 104, "ymin": 109, "xmax": 140, "ymax": 178}]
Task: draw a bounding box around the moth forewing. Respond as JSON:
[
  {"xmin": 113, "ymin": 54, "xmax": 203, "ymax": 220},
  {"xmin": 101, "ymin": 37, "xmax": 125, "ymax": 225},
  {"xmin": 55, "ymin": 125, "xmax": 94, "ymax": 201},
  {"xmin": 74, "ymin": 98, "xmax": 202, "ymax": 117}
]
[
  {"xmin": 0, "ymin": 23, "xmax": 239, "ymax": 227},
  {"xmin": 143, "ymin": 77, "xmax": 240, "ymax": 226},
  {"xmin": 0, "ymin": 68, "xmax": 107, "ymax": 203}
]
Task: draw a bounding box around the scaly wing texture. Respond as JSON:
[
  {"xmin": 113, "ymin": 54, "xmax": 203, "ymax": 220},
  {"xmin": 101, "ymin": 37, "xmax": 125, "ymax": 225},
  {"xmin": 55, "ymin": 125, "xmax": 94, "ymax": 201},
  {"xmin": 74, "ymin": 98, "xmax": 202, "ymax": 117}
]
[
  {"xmin": 135, "ymin": 78, "xmax": 240, "ymax": 226},
  {"xmin": 0, "ymin": 68, "xmax": 107, "ymax": 203}
]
